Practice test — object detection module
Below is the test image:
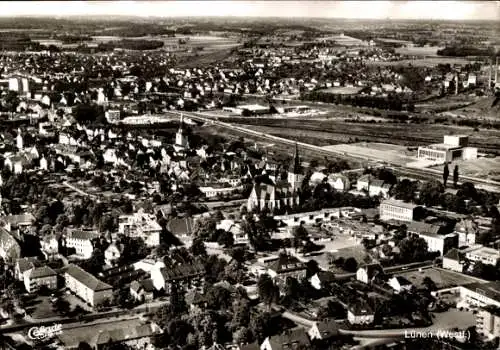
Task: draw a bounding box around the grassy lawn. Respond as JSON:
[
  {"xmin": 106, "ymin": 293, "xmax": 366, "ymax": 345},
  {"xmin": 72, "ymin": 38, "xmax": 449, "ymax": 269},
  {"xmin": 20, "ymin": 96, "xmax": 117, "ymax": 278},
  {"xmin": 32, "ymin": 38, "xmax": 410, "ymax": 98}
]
[
  {"xmin": 26, "ymin": 296, "xmax": 58, "ymax": 320},
  {"xmin": 398, "ymin": 267, "xmax": 485, "ymax": 289}
]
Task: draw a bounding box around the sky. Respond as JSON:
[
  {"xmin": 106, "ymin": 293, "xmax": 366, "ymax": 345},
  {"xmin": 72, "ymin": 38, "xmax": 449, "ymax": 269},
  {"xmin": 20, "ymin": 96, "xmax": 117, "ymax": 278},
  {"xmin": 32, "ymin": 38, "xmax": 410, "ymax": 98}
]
[{"xmin": 0, "ymin": 1, "xmax": 499, "ymax": 21}]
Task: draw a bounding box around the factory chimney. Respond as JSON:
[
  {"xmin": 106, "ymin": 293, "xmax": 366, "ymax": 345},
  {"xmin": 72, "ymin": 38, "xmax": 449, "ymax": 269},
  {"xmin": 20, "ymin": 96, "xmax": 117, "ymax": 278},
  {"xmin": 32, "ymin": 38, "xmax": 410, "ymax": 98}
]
[{"xmin": 455, "ymin": 74, "xmax": 459, "ymax": 95}]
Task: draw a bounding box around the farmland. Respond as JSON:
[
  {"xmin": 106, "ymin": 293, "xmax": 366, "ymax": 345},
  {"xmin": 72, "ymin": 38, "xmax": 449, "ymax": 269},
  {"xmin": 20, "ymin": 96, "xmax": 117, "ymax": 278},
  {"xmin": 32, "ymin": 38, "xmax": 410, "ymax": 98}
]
[
  {"xmin": 365, "ymin": 57, "xmax": 475, "ymax": 67},
  {"xmin": 322, "ymin": 143, "xmax": 416, "ymax": 166},
  {"xmin": 231, "ymin": 118, "xmax": 500, "ymax": 154},
  {"xmin": 429, "ymin": 157, "xmax": 500, "ymax": 182}
]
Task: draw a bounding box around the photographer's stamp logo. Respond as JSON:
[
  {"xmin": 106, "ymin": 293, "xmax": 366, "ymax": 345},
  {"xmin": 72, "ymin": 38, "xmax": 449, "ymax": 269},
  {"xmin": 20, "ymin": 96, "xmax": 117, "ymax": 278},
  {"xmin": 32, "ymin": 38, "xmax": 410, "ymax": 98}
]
[{"xmin": 28, "ymin": 324, "xmax": 63, "ymax": 340}]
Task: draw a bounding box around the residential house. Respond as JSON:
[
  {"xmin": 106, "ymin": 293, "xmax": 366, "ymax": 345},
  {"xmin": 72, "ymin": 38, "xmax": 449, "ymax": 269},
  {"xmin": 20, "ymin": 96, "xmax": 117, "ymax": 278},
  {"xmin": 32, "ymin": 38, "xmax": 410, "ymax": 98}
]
[
  {"xmin": 0, "ymin": 228, "xmax": 21, "ymax": 262},
  {"xmin": 104, "ymin": 243, "xmax": 124, "ymax": 267},
  {"xmin": 327, "ymin": 174, "xmax": 350, "ymax": 192},
  {"xmin": 118, "ymin": 211, "xmax": 161, "ymax": 247},
  {"xmin": 64, "ymin": 264, "xmax": 113, "ymax": 308},
  {"xmin": 442, "ymin": 248, "xmax": 465, "ymax": 272},
  {"xmin": 185, "ymin": 289, "xmax": 208, "ymax": 313},
  {"xmin": 0, "ymin": 213, "xmax": 35, "ymax": 233},
  {"xmin": 356, "ymin": 175, "xmax": 392, "ymax": 198},
  {"xmin": 310, "ymin": 271, "xmax": 336, "ymax": 290},
  {"xmin": 64, "ymin": 230, "xmax": 98, "ymax": 259},
  {"xmin": 24, "ymin": 266, "xmax": 57, "ymax": 293},
  {"xmin": 216, "ymin": 219, "xmax": 247, "ymax": 245},
  {"xmin": 308, "ymin": 318, "xmax": 339, "ymax": 340},
  {"xmin": 260, "ymin": 328, "xmax": 311, "ymax": 350},
  {"xmin": 379, "ymin": 199, "xmax": 418, "ymax": 222},
  {"xmin": 266, "ymin": 254, "xmax": 307, "ymax": 285},
  {"xmin": 347, "ymin": 303, "xmax": 375, "ymax": 325},
  {"xmin": 150, "ymin": 262, "xmax": 205, "ymax": 293},
  {"xmin": 14, "ymin": 257, "xmax": 37, "ymax": 281},
  {"xmin": 92, "ymin": 322, "xmax": 161, "ymax": 350},
  {"xmin": 130, "ymin": 279, "xmax": 155, "ymax": 303},
  {"xmin": 388, "ymin": 276, "xmax": 413, "ymax": 293},
  {"xmin": 455, "ymin": 218, "xmax": 478, "ymax": 245},
  {"xmin": 356, "ymin": 263, "xmax": 385, "ymax": 284},
  {"xmin": 40, "ymin": 235, "xmax": 59, "ymax": 259}
]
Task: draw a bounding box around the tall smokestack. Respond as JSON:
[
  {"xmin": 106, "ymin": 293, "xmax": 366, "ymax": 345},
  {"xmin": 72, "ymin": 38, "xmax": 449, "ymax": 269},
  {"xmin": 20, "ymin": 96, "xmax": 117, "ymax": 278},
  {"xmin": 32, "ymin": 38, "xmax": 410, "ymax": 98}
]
[{"xmin": 455, "ymin": 74, "xmax": 459, "ymax": 95}]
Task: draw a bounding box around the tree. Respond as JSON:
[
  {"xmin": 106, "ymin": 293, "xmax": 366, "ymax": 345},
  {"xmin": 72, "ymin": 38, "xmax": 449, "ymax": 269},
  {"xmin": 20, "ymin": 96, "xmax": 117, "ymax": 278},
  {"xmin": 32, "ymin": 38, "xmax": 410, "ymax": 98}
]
[
  {"xmin": 419, "ymin": 180, "xmax": 444, "ymax": 207},
  {"xmin": 343, "ymin": 257, "xmax": 358, "ymax": 272},
  {"xmin": 292, "ymin": 224, "xmax": 309, "ymax": 251},
  {"xmin": 191, "ymin": 237, "xmax": 207, "ymax": 257},
  {"xmin": 77, "ymin": 342, "xmax": 94, "ymax": 350},
  {"xmin": 443, "ymin": 162, "xmax": 450, "ymax": 188},
  {"xmin": 53, "ymin": 297, "xmax": 71, "ymax": 315},
  {"xmin": 217, "ymin": 230, "xmax": 234, "ymax": 248},
  {"xmin": 398, "ymin": 235, "xmax": 429, "ymax": 263},
  {"xmin": 422, "ymin": 277, "xmax": 437, "ymax": 291},
  {"xmin": 453, "ymin": 165, "xmax": 459, "ymax": 188},
  {"xmin": 257, "ymin": 274, "xmax": 278, "ymax": 308},
  {"xmin": 169, "ymin": 283, "xmax": 187, "ymax": 315}
]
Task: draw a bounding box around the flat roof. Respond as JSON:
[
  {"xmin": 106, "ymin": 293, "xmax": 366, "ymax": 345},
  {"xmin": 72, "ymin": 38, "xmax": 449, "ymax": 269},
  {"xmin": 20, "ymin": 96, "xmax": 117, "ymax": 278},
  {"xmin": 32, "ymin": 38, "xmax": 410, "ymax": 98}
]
[
  {"xmin": 467, "ymin": 246, "xmax": 500, "ymax": 258},
  {"xmin": 420, "ymin": 143, "xmax": 461, "ymax": 151},
  {"xmin": 236, "ymin": 104, "xmax": 269, "ymax": 110}
]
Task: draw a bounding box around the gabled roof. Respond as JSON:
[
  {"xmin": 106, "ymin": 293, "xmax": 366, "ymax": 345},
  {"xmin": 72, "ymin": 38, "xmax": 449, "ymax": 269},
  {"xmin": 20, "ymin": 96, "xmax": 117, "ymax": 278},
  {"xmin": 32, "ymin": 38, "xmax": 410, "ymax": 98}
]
[
  {"xmin": 407, "ymin": 221, "xmax": 441, "ymax": 235},
  {"xmin": 268, "ymin": 328, "xmax": 311, "ymax": 350},
  {"xmin": 64, "ymin": 264, "xmax": 112, "ymax": 292},
  {"xmin": 16, "ymin": 257, "xmax": 37, "ymax": 273},
  {"xmin": 166, "ymin": 217, "xmax": 194, "ymax": 236},
  {"xmin": 268, "ymin": 254, "xmax": 306, "ymax": 274},
  {"xmin": 0, "ymin": 213, "xmax": 35, "ymax": 226},
  {"xmin": 444, "ymin": 248, "xmax": 463, "ymax": 261},
  {"xmin": 314, "ymin": 271, "xmax": 336, "ymax": 284},
  {"xmin": 313, "ymin": 318, "xmax": 338, "ymax": 338},
  {"xmin": 67, "ymin": 229, "xmax": 98, "ymax": 241},
  {"xmin": 130, "ymin": 278, "xmax": 155, "ymax": 294},
  {"xmin": 29, "ymin": 266, "xmax": 57, "ymax": 279},
  {"xmin": 160, "ymin": 262, "xmax": 205, "ymax": 281},
  {"xmin": 348, "ymin": 302, "xmax": 374, "ymax": 315},
  {"xmin": 392, "ymin": 276, "xmax": 412, "ymax": 286},
  {"xmin": 359, "ymin": 263, "xmax": 384, "ymax": 279}
]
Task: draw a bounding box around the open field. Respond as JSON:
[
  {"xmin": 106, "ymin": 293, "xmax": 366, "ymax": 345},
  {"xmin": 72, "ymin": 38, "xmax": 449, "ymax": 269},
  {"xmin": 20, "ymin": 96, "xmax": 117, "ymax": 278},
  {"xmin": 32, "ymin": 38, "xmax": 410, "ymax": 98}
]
[
  {"xmin": 398, "ymin": 267, "xmax": 486, "ymax": 289},
  {"xmin": 395, "ymin": 46, "xmax": 443, "ymax": 57},
  {"xmin": 365, "ymin": 57, "xmax": 475, "ymax": 67},
  {"xmin": 322, "ymin": 142, "xmax": 416, "ymax": 166},
  {"xmin": 429, "ymin": 156, "xmax": 500, "ymax": 182},
  {"xmin": 232, "ymin": 118, "xmax": 500, "ymax": 154}
]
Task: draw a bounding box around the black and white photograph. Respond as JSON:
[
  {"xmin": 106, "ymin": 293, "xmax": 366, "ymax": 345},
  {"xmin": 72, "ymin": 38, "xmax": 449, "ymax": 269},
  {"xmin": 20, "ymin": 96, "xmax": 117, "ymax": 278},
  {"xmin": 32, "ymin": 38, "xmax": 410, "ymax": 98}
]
[{"xmin": 0, "ymin": 1, "xmax": 498, "ymax": 349}]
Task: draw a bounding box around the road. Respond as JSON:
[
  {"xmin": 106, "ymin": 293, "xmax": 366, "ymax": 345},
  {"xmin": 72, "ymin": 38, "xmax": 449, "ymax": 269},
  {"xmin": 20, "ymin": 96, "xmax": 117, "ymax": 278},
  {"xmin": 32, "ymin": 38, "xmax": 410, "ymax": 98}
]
[
  {"xmin": 62, "ymin": 181, "xmax": 97, "ymax": 200},
  {"xmin": 0, "ymin": 299, "xmax": 168, "ymax": 335},
  {"xmin": 173, "ymin": 111, "xmax": 500, "ymax": 193}
]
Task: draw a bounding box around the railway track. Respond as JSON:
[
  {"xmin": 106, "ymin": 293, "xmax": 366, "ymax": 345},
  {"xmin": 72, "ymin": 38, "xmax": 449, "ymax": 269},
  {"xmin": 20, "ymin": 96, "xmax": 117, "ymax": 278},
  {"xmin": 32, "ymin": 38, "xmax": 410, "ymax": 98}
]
[{"xmin": 175, "ymin": 111, "xmax": 500, "ymax": 193}]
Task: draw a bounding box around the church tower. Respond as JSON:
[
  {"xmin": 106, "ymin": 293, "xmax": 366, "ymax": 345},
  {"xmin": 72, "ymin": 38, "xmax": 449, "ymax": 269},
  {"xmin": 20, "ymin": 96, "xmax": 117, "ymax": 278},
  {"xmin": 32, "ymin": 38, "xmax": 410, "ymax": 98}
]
[
  {"xmin": 175, "ymin": 114, "xmax": 189, "ymax": 148},
  {"xmin": 288, "ymin": 143, "xmax": 304, "ymax": 191}
]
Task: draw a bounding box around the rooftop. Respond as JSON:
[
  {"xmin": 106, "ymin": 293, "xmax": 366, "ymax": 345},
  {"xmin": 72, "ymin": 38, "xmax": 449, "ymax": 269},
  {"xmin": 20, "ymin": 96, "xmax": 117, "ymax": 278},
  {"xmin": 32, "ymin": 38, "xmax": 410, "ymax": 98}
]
[
  {"xmin": 64, "ymin": 264, "xmax": 112, "ymax": 292},
  {"xmin": 381, "ymin": 199, "xmax": 418, "ymax": 210}
]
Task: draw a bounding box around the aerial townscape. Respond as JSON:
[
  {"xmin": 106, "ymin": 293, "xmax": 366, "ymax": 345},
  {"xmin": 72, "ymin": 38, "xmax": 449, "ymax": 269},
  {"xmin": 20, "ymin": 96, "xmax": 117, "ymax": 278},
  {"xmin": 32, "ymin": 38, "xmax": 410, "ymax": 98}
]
[{"xmin": 0, "ymin": 1, "xmax": 500, "ymax": 350}]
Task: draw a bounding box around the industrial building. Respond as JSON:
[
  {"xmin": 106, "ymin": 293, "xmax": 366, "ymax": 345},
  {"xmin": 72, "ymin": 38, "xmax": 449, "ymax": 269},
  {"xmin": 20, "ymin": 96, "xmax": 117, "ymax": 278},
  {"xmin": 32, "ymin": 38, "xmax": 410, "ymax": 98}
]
[
  {"xmin": 223, "ymin": 104, "xmax": 270, "ymax": 115},
  {"xmin": 417, "ymin": 135, "xmax": 477, "ymax": 163}
]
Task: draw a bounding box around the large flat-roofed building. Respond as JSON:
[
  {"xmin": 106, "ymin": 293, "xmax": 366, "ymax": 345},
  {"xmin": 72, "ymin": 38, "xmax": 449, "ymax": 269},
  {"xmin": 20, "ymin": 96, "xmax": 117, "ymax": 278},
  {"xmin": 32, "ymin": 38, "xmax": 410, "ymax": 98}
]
[
  {"xmin": 379, "ymin": 199, "xmax": 418, "ymax": 222},
  {"xmin": 459, "ymin": 281, "xmax": 500, "ymax": 309},
  {"xmin": 417, "ymin": 135, "xmax": 477, "ymax": 163},
  {"xmin": 466, "ymin": 246, "xmax": 500, "ymax": 266}
]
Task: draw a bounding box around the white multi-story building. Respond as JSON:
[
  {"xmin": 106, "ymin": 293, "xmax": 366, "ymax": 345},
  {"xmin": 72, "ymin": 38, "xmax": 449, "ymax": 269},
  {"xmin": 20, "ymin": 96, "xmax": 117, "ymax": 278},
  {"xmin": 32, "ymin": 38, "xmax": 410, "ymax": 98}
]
[
  {"xmin": 118, "ymin": 211, "xmax": 161, "ymax": 247},
  {"xmin": 379, "ymin": 199, "xmax": 418, "ymax": 222},
  {"xmin": 64, "ymin": 264, "xmax": 112, "ymax": 308},
  {"xmin": 466, "ymin": 246, "xmax": 500, "ymax": 266},
  {"xmin": 417, "ymin": 232, "xmax": 458, "ymax": 256},
  {"xmin": 64, "ymin": 230, "xmax": 97, "ymax": 259},
  {"xmin": 418, "ymin": 135, "xmax": 477, "ymax": 163}
]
